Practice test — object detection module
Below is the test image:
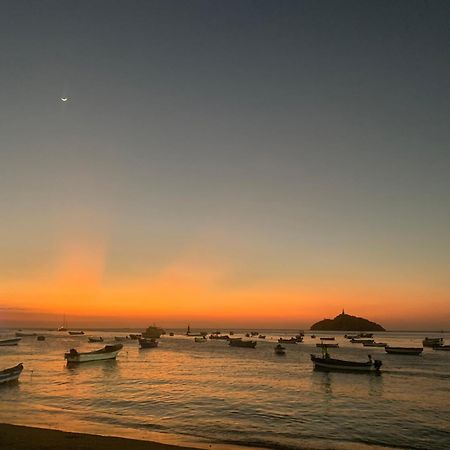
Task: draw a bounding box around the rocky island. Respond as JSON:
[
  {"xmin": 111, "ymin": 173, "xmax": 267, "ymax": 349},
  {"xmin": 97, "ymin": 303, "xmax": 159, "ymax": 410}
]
[{"xmin": 310, "ymin": 310, "xmax": 385, "ymax": 331}]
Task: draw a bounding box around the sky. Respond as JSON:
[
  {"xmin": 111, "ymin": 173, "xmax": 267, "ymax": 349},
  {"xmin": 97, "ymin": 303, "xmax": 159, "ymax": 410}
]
[{"xmin": 0, "ymin": 1, "xmax": 449, "ymax": 330}]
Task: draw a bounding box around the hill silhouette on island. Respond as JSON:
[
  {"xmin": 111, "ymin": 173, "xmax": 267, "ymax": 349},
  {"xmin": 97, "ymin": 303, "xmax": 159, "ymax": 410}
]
[{"xmin": 310, "ymin": 311, "xmax": 386, "ymax": 331}]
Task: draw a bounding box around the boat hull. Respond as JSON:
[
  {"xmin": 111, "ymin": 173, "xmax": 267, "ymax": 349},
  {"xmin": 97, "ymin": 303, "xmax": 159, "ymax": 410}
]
[
  {"xmin": 138, "ymin": 338, "xmax": 158, "ymax": 348},
  {"xmin": 0, "ymin": 338, "xmax": 21, "ymax": 346},
  {"xmin": 385, "ymin": 346, "xmax": 423, "ymax": 355},
  {"xmin": 0, "ymin": 364, "xmax": 24, "ymax": 384},
  {"xmin": 433, "ymin": 345, "xmax": 450, "ymax": 351}
]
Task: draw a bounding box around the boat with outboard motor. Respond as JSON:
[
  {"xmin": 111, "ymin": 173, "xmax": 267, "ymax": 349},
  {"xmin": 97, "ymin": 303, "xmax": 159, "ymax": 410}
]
[
  {"xmin": 311, "ymin": 350, "xmax": 382, "ymax": 373},
  {"xmin": 385, "ymin": 346, "xmax": 423, "ymax": 355},
  {"xmin": 0, "ymin": 363, "xmax": 24, "ymax": 384},
  {"xmin": 0, "ymin": 337, "xmax": 21, "ymax": 346},
  {"xmin": 64, "ymin": 344, "xmax": 123, "ymax": 363}
]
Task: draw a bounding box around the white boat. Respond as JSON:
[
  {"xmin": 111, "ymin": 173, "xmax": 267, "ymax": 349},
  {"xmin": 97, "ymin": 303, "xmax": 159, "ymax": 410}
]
[
  {"xmin": 0, "ymin": 337, "xmax": 21, "ymax": 346},
  {"xmin": 64, "ymin": 344, "xmax": 123, "ymax": 363},
  {"xmin": 0, "ymin": 363, "xmax": 24, "ymax": 384}
]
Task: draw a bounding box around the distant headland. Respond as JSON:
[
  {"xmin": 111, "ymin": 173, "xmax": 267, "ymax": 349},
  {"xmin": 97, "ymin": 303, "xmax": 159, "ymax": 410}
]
[{"xmin": 310, "ymin": 310, "xmax": 386, "ymax": 331}]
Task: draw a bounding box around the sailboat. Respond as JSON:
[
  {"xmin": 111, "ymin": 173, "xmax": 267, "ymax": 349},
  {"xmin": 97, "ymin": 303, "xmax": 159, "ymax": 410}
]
[{"xmin": 58, "ymin": 314, "xmax": 67, "ymax": 332}]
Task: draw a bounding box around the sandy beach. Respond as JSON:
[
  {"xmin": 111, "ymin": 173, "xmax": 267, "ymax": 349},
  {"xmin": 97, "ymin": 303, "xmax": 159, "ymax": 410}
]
[{"xmin": 0, "ymin": 423, "xmax": 201, "ymax": 450}]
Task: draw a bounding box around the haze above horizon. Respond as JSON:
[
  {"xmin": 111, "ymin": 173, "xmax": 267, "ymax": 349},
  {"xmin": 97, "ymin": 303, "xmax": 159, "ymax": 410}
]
[{"xmin": 1, "ymin": 1, "xmax": 449, "ymax": 331}]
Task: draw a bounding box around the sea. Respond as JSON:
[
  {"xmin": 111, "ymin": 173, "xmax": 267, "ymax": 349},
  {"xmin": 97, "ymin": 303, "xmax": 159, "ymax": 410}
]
[{"xmin": 0, "ymin": 329, "xmax": 449, "ymax": 450}]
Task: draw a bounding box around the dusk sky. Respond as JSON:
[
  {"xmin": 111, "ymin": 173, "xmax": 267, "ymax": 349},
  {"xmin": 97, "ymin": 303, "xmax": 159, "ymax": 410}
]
[{"xmin": 0, "ymin": 1, "xmax": 449, "ymax": 329}]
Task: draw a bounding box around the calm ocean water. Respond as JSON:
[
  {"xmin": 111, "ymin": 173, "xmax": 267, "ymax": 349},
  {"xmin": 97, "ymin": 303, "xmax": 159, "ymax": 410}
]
[{"xmin": 0, "ymin": 329, "xmax": 449, "ymax": 450}]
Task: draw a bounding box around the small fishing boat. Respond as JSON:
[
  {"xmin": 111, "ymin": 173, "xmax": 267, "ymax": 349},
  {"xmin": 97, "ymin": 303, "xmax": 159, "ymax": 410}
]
[
  {"xmin": 37, "ymin": 335, "xmax": 46, "ymax": 341},
  {"xmin": 310, "ymin": 335, "xmax": 316, "ymax": 339},
  {"xmin": 351, "ymin": 338, "xmax": 375, "ymax": 344},
  {"xmin": 0, "ymin": 337, "xmax": 21, "ymax": 346},
  {"xmin": 316, "ymin": 343, "xmax": 339, "ymax": 348},
  {"xmin": 169, "ymin": 332, "xmax": 174, "ymax": 336},
  {"xmin": 359, "ymin": 333, "xmax": 374, "ymax": 338},
  {"xmin": 65, "ymin": 344, "xmax": 123, "ymax": 363},
  {"xmin": 258, "ymin": 335, "xmax": 266, "ymax": 339},
  {"xmin": 274, "ymin": 344, "xmax": 286, "ymax": 355},
  {"xmin": 245, "ymin": 333, "xmax": 251, "ymax": 337},
  {"xmin": 229, "ymin": 338, "xmax": 257, "ymax": 348},
  {"xmin": 115, "ymin": 336, "xmax": 128, "ymax": 342},
  {"xmin": 320, "ymin": 337, "xmax": 335, "ymax": 341},
  {"xmin": 433, "ymin": 345, "xmax": 450, "ymax": 351},
  {"xmin": 250, "ymin": 331, "xmax": 259, "ymax": 336},
  {"xmin": 423, "ymin": 337, "xmax": 444, "ymax": 347},
  {"xmin": 15, "ymin": 332, "xmax": 37, "ymax": 337},
  {"xmin": 278, "ymin": 337, "xmax": 299, "ymax": 344},
  {"xmin": 0, "ymin": 363, "xmax": 24, "ymax": 384},
  {"xmin": 344, "ymin": 334, "xmax": 358, "ymax": 339},
  {"xmin": 88, "ymin": 336, "xmax": 104, "ymax": 343},
  {"xmin": 138, "ymin": 338, "xmax": 158, "ymax": 348},
  {"xmin": 68, "ymin": 331, "xmax": 85, "ymax": 335},
  {"xmin": 385, "ymin": 346, "xmax": 423, "ymax": 355},
  {"xmin": 363, "ymin": 341, "xmax": 387, "ymax": 347},
  {"xmin": 311, "ymin": 353, "xmax": 381, "ymax": 373},
  {"xmin": 194, "ymin": 336, "xmax": 206, "ymax": 342}
]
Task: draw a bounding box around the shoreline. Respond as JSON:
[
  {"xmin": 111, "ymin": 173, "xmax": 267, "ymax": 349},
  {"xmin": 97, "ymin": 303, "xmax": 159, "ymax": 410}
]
[{"xmin": 0, "ymin": 423, "xmax": 398, "ymax": 450}]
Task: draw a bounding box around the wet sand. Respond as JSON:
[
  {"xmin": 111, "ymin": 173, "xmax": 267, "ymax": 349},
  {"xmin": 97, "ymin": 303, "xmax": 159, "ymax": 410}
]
[{"xmin": 0, "ymin": 423, "xmax": 201, "ymax": 450}]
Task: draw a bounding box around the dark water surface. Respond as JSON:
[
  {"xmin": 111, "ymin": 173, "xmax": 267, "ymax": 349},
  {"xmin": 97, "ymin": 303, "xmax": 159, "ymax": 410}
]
[{"xmin": 1, "ymin": 329, "xmax": 449, "ymax": 449}]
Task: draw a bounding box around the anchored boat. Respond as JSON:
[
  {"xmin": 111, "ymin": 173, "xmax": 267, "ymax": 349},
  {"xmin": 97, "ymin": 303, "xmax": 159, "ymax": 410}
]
[
  {"xmin": 229, "ymin": 338, "xmax": 257, "ymax": 348},
  {"xmin": 311, "ymin": 354, "xmax": 382, "ymax": 373},
  {"xmin": 0, "ymin": 363, "xmax": 24, "ymax": 384},
  {"xmin": 385, "ymin": 346, "xmax": 423, "ymax": 355},
  {"xmin": 423, "ymin": 337, "xmax": 443, "ymax": 347},
  {"xmin": 88, "ymin": 336, "xmax": 104, "ymax": 343},
  {"xmin": 0, "ymin": 337, "xmax": 21, "ymax": 346},
  {"xmin": 65, "ymin": 344, "xmax": 123, "ymax": 363},
  {"xmin": 274, "ymin": 344, "xmax": 286, "ymax": 355}
]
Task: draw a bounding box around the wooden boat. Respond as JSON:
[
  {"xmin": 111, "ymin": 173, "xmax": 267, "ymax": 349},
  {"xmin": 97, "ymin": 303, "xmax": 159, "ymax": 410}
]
[
  {"xmin": 274, "ymin": 344, "xmax": 286, "ymax": 355},
  {"xmin": 320, "ymin": 337, "xmax": 335, "ymax": 341},
  {"xmin": 433, "ymin": 345, "xmax": 450, "ymax": 351},
  {"xmin": 363, "ymin": 341, "xmax": 387, "ymax": 347},
  {"xmin": 169, "ymin": 332, "xmax": 174, "ymax": 336},
  {"xmin": 310, "ymin": 335, "xmax": 316, "ymax": 339},
  {"xmin": 138, "ymin": 338, "xmax": 158, "ymax": 348},
  {"xmin": 88, "ymin": 336, "xmax": 104, "ymax": 343},
  {"xmin": 423, "ymin": 337, "xmax": 444, "ymax": 347},
  {"xmin": 65, "ymin": 344, "xmax": 123, "ymax": 363},
  {"xmin": 0, "ymin": 363, "xmax": 24, "ymax": 384},
  {"xmin": 359, "ymin": 333, "xmax": 374, "ymax": 338},
  {"xmin": 316, "ymin": 343, "xmax": 339, "ymax": 348},
  {"xmin": 278, "ymin": 337, "xmax": 299, "ymax": 344},
  {"xmin": 385, "ymin": 346, "xmax": 423, "ymax": 355},
  {"xmin": 194, "ymin": 337, "xmax": 206, "ymax": 342},
  {"xmin": 114, "ymin": 336, "xmax": 128, "ymax": 342},
  {"xmin": 16, "ymin": 332, "xmax": 37, "ymax": 337},
  {"xmin": 68, "ymin": 331, "xmax": 85, "ymax": 335},
  {"xmin": 0, "ymin": 337, "xmax": 21, "ymax": 346},
  {"xmin": 344, "ymin": 334, "xmax": 358, "ymax": 339},
  {"xmin": 37, "ymin": 335, "xmax": 46, "ymax": 341},
  {"xmin": 351, "ymin": 338, "xmax": 374, "ymax": 344},
  {"xmin": 258, "ymin": 335, "xmax": 266, "ymax": 339},
  {"xmin": 229, "ymin": 338, "xmax": 256, "ymax": 348},
  {"xmin": 311, "ymin": 354, "xmax": 381, "ymax": 372}
]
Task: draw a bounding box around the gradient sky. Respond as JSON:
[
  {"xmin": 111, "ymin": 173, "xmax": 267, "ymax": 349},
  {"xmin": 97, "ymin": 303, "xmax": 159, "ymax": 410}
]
[{"xmin": 0, "ymin": 1, "xmax": 449, "ymax": 329}]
